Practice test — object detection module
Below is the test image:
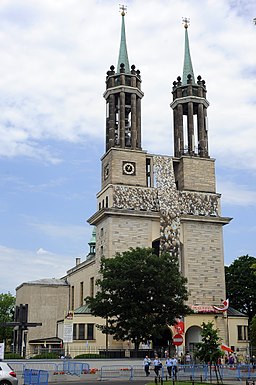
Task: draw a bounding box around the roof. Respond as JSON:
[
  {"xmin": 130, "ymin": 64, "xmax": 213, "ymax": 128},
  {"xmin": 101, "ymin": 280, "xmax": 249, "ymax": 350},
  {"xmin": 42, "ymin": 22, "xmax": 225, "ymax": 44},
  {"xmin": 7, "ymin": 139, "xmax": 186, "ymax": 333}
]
[
  {"xmin": 74, "ymin": 304, "xmax": 91, "ymax": 314},
  {"xmin": 29, "ymin": 337, "xmax": 62, "ymax": 344},
  {"xmin": 227, "ymin": 306, "xmax": 248, "ymax": 317},
  {"xmin": 16, "ymin": 278, "xmax": 68, "ymax": 290},
  {"xmin": 182, "ymin": 22, "xmax": 195, "ymax": 84},
  {"xmin": 117, "ymin": 12, "xmax": 130, "ymax": 73}
]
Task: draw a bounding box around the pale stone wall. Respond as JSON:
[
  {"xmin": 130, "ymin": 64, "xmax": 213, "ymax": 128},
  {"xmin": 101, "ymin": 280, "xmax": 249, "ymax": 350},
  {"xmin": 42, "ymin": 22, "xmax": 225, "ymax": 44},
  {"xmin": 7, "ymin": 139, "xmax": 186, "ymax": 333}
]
[
  {"xmin": 185, "ymin": 313, "xmax": 227, "ymax": 347},
  {"xmin": 16, "ymin": 283, "xmax": 69, "ymax": 341},
  {"xmin": 228, "ymin": 316, "xmax": 249, "ymax": 355},
  {"xmin": 66, "ymin": 259, "xmax": 96, "ymax": 310},
  {"xmin": 181, "ymin": 219, "xmax": 226, "ymax": 305},
  {"xmin": 101, "ymin": 148, "xmax": 148, "ymax": 189},
  {"xmin": 95, "ymin": 213, "xmax": 160, "ymax": 260},
  {"xmin": 175, "ymin": 157, "xmax": 216, "ymax": 193}
]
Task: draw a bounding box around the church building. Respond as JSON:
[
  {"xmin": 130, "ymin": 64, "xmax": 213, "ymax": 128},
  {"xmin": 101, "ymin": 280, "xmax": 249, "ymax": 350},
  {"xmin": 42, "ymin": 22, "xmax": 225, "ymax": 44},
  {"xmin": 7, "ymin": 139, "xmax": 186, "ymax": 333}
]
[{"xmin": 16, "ymin": 8, "xmax": 249, "ymax": 359}]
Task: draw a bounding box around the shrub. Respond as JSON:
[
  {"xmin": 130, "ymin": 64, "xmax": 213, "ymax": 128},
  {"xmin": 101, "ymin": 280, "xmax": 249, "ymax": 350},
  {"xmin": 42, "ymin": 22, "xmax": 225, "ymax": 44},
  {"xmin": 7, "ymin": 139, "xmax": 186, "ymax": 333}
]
[
  {"xmin": 4, "ymin": 353, "xmax": 23, "ymax": 359},
  {"xmin": 30, "ymin": 352, "xmax": 60, "ymax": 359}
]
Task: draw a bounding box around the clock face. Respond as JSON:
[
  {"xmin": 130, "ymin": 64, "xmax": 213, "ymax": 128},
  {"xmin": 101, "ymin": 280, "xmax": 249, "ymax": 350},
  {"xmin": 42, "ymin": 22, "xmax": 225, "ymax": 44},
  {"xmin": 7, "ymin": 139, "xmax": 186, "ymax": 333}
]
[{"xmin": 123, "ymin": 162, "xmax": 136, "ymax": 175}]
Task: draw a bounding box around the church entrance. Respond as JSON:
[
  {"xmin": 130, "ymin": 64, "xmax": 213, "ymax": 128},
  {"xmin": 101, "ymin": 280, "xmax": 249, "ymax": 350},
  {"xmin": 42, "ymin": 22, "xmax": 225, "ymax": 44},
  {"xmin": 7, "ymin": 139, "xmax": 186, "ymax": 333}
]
[
  {"xmin": 152, "ymin": 326, "xmax": 174, "ymax": 357},
  {"xmin": 185, "ymin": 325, "xmax": 202, "ymax": 355}
]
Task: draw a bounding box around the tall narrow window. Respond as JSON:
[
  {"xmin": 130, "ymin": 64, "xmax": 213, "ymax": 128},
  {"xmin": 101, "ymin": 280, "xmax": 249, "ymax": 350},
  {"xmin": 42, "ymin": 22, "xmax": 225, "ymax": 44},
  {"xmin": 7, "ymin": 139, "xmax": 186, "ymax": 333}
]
[
  {"xmin": 78, "ymin": 324, "xmax": 85, "ymax": 340},
  {"xmin": 71, "ymin": 286, "xmax": 75, "ymax": 310},
  {"xmin": 80, "ymin": 282, "xmax": 84, "ymax": 307},
  {"xmin": 90, "ymin": 277, "xmax": 95, "ymax": 298},
  {"xmin": 73, "ymin": 324, "xmax": 77, "ymax": 340},
  {"xmin": 87, "ymin": 324, "xmax": 94, "ymax": 340},
  {"xmin": 146, "ymin": 158, "xmax": 151, "ymax": 187}
]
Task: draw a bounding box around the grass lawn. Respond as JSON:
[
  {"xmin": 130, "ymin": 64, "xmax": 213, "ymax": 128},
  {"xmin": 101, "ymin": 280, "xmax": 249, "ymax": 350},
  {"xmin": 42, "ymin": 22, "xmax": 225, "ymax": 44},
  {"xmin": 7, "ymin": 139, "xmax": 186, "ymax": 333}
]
[{"xmin": 147, "ymin": 382, "xmax": 221, "ymax": 385}]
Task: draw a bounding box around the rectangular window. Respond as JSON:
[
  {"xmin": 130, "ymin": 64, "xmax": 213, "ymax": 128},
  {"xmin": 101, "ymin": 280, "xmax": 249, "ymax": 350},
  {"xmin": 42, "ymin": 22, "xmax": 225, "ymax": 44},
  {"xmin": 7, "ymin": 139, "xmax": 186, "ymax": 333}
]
[
  {"xmin": 237, "ymin": 325, "xmax": 243, "ymax": 340},
  {"xmin": 73, "ymin": 324, "xmax": 77, "ymax": 340},
  {"xmin": 146, "ymin": 158, "xmax": 151, "ymax": 187},
  {"xmin": 237, "ymin": 325, "xmax": 248, "ymax": 340},
  {"xmin": 80, "ymin": 282, "xmax": 84, "ymax": 307},
  {"xmin": 71, "ymin": 286, "xmax": 75, "ymax": 310},
  {"xmin": 90, "ymin": 277, "xmax": 94, "ymax": 298},
  {"xmin": 78, "ymin": 324, "xmax": 85, "ymax": 340},
  {"xmin": 87, "ymin": 324, "xmax": 94, "ymax": 340}
]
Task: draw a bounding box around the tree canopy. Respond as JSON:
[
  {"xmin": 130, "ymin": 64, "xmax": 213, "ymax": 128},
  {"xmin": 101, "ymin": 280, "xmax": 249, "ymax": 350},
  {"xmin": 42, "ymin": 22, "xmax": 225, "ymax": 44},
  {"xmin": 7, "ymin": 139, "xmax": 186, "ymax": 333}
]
[
  {"xmin": 195, "ymin": 322, "xmax": 223, "ymax": 383},
  {"xmin": 250, "ymin": 315, "xmax": 256, "ymax": 349},
  {"xmin": 195, "ymin": 321, "xmax": 222, "ymax": 364},
  {"xmin": 225, "ymin": 254, "xmax": 256, "ymax": 321},
  {"xmin": 0, "ymin": 292, "xmax": 15, "ymax": 342},
  {"xmin": 86, "ymin": 247, "xmax": 190, "ymax": 349}
]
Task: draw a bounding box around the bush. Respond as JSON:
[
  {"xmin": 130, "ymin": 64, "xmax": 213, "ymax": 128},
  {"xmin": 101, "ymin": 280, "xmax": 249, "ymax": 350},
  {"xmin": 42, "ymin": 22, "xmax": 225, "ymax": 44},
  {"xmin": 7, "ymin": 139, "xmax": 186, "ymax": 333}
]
[
  {"xmin": 4, "ymin": 353, "xmax": 23, "ymax": 359},
  {"xmin": 74, "ymin": 353, "xmax": 100, "ymax": 359},
  {"xmin": 30, "ymin": 352, "xmax": 60, "ymax": 359}
]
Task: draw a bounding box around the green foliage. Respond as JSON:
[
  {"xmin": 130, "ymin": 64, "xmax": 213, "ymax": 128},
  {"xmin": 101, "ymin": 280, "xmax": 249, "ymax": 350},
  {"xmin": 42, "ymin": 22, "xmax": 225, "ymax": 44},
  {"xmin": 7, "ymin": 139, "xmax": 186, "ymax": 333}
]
[
  {"xmin": 86, "ymin": 247, "xmax": 190, "ymax": 349},
  {"xmin": 250, "ymin": 315, "xmax": 256, "ymax": 348},
  {"xmin": 74, "ymin": 353, "xmax": 100, "ymax": 359},
  {"xmin": 4, "ymin": 352, "xmax": 23, "ymax": 359},
  {"xmin": 31, "ymin": 352, "xmax": 60, "ymax": 359},
  {"xmin": 225, "ymin": 254, "xmax": 256, "ymax": 321},
  {"xmin": 194, "ymin": 321, "xmax": 222, "ymax": 364},
  {"xmin": 0, "ymin": 292, "xmax": 15, "ymax": 342}
]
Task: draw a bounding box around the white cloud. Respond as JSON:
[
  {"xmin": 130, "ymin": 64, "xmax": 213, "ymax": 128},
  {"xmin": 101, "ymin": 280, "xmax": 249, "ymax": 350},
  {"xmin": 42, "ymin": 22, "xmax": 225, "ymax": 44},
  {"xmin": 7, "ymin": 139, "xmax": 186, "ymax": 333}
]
[
  {"xmin": 0, "ymin": 0, "xmax": 255, "ymax": 170},
  {"xmin": 0, "ymin": 244, "xmax": 71, "ymax": 294}
]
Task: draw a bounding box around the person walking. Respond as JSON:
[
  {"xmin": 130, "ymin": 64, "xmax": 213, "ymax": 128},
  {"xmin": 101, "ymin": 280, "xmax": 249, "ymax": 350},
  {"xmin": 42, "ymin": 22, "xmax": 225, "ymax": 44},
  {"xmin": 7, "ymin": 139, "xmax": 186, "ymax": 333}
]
[
  {"xmin": 172, "ymin": 356, "xmax": 178, "ymax": 380},
  {"xmin": 153, "ymin": 355, "xmax": 162, "ymax": 377},
  {"xmin": 143, "ymin": 355, "xmax": 151, "ymax": 376},
  {"xmin": 166, "ymin": 356, "xmax": 173, "ymax": 378}
]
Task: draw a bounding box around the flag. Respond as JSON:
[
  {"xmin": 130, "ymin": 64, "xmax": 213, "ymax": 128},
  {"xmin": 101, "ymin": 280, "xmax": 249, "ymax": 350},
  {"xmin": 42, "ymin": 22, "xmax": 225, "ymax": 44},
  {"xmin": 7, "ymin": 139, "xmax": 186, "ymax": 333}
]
[
  {"xmin": 213, "ymin": 299, "xmax": 229, "ymax": 312},
  {"xmin": 221, "ymin": 344, "xmax": 233, "ymax": 353}
]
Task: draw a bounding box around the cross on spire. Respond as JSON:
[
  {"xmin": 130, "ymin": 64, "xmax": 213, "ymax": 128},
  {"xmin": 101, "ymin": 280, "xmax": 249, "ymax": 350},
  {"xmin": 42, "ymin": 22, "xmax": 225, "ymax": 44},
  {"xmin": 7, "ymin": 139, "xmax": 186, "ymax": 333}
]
[
  {"xmin": 119, "ymin": 4, "xmax": 127, "ymax": 16},
  {"xmin": 182, "ymin": 17, "xmax": 190, "ymax": 29}
]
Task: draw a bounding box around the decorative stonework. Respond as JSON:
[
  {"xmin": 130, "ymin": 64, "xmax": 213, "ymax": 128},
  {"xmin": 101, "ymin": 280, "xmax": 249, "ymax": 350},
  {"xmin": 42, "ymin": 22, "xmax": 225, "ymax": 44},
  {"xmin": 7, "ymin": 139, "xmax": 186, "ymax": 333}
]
[
  {"xmin": 112, "ymin": 185, "xmax": 159, "ymax": 211},
  {"xmin": 153, "ymin": 156, "xmax": 180, "ymax": 256},
  {"xmin": 179, "ymin": 191, "xmax": 219, "ymax": 217},
  {"xmin": 111, "ymin": 156, "xmax": 219, "ymax": 257}
]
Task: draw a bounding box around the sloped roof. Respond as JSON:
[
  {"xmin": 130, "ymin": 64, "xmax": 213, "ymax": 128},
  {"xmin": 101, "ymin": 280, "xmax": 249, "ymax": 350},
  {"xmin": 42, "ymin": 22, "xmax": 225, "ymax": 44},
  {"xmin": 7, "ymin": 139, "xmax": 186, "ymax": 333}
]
[
  {"xmin": 74, "ymin": 304, "xmax": 91, "ymax": 314},
  {"xmin": 227, "ymin": 306, "xmax": 247, "ymax": 317},
  {"xmin": 16, "ymin": 278, "xmax": 68, "ymax": 290}
]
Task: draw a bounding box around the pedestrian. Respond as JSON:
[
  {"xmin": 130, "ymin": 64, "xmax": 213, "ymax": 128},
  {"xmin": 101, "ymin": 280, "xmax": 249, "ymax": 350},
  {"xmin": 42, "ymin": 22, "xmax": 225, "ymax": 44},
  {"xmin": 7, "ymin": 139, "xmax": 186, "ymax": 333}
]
[
  {"xmin": 172, "ymin": 356, "xmax": 178, "ymax": 380},
  {"xmin": 166, "ymin": 356, "xmax": 173, "ymax": 378},
  {"xmin": 143, "ymin": 355, "xmax": 151, "ymax": 376},
  {"xmin": 153, "ymin": 355, "xmax": 162, "ymax": 377}
]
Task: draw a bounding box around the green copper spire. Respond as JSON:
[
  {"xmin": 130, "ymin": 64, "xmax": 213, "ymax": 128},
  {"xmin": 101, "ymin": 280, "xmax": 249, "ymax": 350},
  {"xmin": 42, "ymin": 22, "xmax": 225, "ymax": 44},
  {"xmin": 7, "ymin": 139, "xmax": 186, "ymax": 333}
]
[
  {"xmin": 182, "ymin": 18, "xmax": 195, "ymax": 84},
  {"xmin": 117, "ymin": 5, "xmax": 130, "ymax": 73}
]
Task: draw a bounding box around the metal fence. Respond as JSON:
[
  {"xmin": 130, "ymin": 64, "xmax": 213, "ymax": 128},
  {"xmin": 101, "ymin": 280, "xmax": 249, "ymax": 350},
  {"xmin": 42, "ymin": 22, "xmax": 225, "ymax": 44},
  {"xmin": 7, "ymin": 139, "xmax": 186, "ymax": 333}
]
[
  {"xmin": 24, "ymin": 369, "xmax": 49, "ymax": 385},
  {"xmin": 7, "ymin": 360, "xmax": 256, "ymax": 382},
  {"xmin": 98, "ymin": 363, "xmax": 256, "ymax": 381}
]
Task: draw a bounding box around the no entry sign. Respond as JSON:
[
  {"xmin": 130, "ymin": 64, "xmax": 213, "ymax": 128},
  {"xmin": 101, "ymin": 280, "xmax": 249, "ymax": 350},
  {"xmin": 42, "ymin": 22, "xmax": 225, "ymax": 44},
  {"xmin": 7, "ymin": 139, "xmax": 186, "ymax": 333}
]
[{"xmin": 172, "ymin": 333, "xmax": 183, "ymax": 346}]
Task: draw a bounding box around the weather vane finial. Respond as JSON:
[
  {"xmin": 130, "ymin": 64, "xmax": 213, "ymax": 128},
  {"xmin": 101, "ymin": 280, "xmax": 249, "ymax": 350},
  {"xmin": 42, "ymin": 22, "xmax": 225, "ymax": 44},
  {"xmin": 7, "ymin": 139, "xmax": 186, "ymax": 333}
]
[
  {"xmin": 182, "ymin": 17, "xmax": 190, "ymax": 29},
  {"xmin": 119, "ymin": 4, "xmax": 127, "ymax": 16}
]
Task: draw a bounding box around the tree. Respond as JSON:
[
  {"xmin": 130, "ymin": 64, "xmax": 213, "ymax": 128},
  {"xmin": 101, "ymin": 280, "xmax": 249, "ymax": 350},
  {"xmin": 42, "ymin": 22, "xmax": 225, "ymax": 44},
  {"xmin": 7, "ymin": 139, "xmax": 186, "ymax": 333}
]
[
  {"xmin": 195, "ymin": 321, "xmax": 223, "ymax": 383},
  {"xmin": 250, "ymin": 315, "xmax": 256, "ymax": 349},
  {"xmin": 225, "ymin": 255, "xmax": 256, "ymax": 321},
  {"xmin": 0, "ymin": 293, "xmax": 15, "ymax": 343},
  {"xmin": 86, "ymin": 247, "xmax": 190, "ymax": 350}
]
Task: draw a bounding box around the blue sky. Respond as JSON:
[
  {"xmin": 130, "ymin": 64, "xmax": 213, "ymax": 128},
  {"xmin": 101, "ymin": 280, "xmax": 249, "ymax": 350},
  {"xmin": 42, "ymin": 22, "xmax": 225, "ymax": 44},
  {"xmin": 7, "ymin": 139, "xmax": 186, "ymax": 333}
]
[{"xmin": 0, "ymin": 0, "xmax": 256, "ymax": 294}]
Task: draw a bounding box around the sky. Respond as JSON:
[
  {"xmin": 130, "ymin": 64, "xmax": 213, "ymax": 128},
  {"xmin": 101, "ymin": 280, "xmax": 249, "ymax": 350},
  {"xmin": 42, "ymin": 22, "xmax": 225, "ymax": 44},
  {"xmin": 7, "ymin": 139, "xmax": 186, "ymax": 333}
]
[{"xmin": 0, "ymin": 0, "xmax": 256, "ymax": 295}]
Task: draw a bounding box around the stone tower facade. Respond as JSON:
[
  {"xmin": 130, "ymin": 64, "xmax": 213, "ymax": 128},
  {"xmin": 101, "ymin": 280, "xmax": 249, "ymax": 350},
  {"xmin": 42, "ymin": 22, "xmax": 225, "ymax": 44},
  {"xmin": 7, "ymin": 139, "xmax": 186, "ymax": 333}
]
[{"xmin": 88, "ymin": 11, "xmax": 232, "ymax": 349}]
